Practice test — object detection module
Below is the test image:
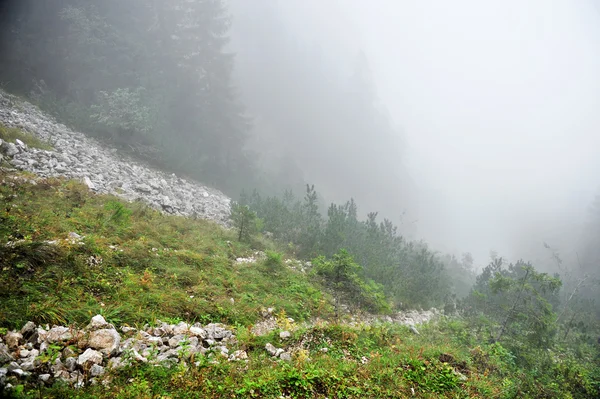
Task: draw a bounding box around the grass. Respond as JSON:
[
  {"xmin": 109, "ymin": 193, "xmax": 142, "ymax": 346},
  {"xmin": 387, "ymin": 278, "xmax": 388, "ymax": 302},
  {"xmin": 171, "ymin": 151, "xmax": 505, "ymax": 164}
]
[
  {"xmin": 0, "ymin": 171, "xmax": 331, "ymax": 329},
  {"xmin": 0, "ymin": 123, "xmax": 53, "ymax": 151},
  {"xmin": 1, "ymin": 170, "xmax": 598, "ymax": 398}
]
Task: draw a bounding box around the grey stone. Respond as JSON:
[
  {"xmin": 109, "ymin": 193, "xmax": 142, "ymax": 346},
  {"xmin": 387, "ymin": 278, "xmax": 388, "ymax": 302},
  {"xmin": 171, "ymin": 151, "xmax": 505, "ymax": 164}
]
[
  {"xmin": 65, "ymin": 357, "xmax": 77, "ymax": 372},
  {"xmin": 0, "ymin": 344, "xmax": 13, "ymax": 363},
  {"xmin": 63, "ymin": 346, "xmax": 77, "ymax": 358},
  {"xmin": 168, "ymin": 334, "xmax": 186, "ymax": 348},
  {"xmin": 7, "ymin": 362, "xmax": 20, "ymax": 372},
  {"xmin": 229, "ymin": 350, "xmax": 248, "ymax": 361},
  {"xmin": 2, "ymin": 142, "xmax": 19, "ymax": 157},
  {"xmin": 0, "ymin": 89, "xmax": 233, "ymax": 226},
  {"xmin": 279, "ymin": 331, "xmax": 291, "ymax": 339},
  {"xmin": 279, "ymin": 352, "xmax": 292, "ymax": 362},
  {"xmin": 146, "ymin": 336, "xmax": 163, "ymax": 346},
  {"xmin": 11, "ymin": 368, "xmax": 30, "ymax": 378},
  {"xmin": 87, "ymin": 314, "xmax": 109, "ymax": 330},
  {"xmin": 90, "ymin": 364, "xmax": 105, "ymax": 377},
  {"xmin": 77, "ymin": 349, "xmax": 103, "ymax": 366},
  {"xmin": 51, "ymin": 359, "xmax": 64, "ymax": 374},
  {"xmin": 46, "ymin": 326, "xmax": 73, "ymax": 343},
  {"xmin": 19, "ymin": 360, "xmax": 36, "ymax": 371},
  {"xmin": 20, "ymin": 321, "xmax": 36, "ymax": 337},
  {"xmin": 131, "ymin": 349, "xmax": 148, "ymax": 363},
  {"xmin": 5, "ymin": 331, "xmax": 22, "ymax": 350},
  {"xmin": 205, "ymin": 323, "xmax": 231, "ymax": 340},
  {"xmin": 121, "ymin": 326, "xmax": 136, "ymax": 335},
  {"xmin": 38, "ymin": 374, "xmax": 51, "ymax": 383},
  {"xmin": 189, "ymin": 326, "xmax": 207, "ymax": 339},
  {"xmin": 173, "ymin": 322, "xmax": 189, "ymax": 335},
  {"xmin": 88, "ymin": 329, "xmax": 120, "ymax": 356},
  {"xmin": 265, "ymin": 343, "xmax": 278, "ymax": 357},
  {"xmin": 107, "ymin": 357, "xmax": 125, "ymax": 370}
]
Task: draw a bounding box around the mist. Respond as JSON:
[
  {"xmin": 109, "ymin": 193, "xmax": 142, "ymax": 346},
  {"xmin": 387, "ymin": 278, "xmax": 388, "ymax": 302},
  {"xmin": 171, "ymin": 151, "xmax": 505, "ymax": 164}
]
[
  {"xmin": 228, "ymin": 0, "xmax": 600, "ymax": 267},
  {"xmin": 1, "ymin": 0, "xmax": 599, "ymax": 270}
]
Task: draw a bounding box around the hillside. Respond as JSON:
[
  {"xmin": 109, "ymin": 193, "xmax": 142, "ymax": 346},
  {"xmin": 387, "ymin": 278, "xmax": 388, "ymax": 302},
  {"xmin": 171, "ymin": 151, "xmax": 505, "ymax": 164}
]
[
  {"xmin": 0, "ymin": 102, "xmax": 598, "ymax": 397},
  {"xmin": 1, "ymin": 167, "xmax": 594, "ymax": 398}
]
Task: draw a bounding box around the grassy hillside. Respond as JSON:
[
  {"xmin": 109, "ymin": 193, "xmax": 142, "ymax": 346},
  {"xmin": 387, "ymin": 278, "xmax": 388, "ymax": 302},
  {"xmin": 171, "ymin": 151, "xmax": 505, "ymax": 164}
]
[
  {"xmin": 0, "ymin": 170, "xmax": 331, "ymax": 329},
  {"xmin": 1, "ymin": 168, "xmax": 598, "ymax": 398}
]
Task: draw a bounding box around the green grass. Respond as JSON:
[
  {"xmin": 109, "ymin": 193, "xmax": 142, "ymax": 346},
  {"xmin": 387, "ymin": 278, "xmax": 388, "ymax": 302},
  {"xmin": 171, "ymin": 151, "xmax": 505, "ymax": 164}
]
[
  {"xmin": 0, "ymin": 171, "xmax": 331, "ymax": 329},
  {"xmin": 0, "ymin": 123, "xmax": 53, "ymax": 151},
  {"xmin": 1, "ymin": 170, "xmax": 598, "ymax": 398}
]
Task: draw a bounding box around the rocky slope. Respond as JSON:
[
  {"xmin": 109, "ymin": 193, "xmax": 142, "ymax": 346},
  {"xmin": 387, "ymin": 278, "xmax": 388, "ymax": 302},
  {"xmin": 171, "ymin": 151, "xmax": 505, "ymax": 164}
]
[
  {"xmin": 0, "ymin": 91, "xmax": 231, "ymax": 224},
  {"xmin": 0, "ymin": 315, "xmax": 244, "ymax": 390}
]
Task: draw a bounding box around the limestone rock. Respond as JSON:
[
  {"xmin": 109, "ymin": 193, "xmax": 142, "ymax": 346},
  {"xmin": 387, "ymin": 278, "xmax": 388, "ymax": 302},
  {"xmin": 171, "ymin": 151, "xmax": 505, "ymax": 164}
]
[
  {"xmin": 77, "ymin": 349, "xmax": 103, "ymax": 367},
  {"xmin": 87, "ymin": 315, "xmax": 110, "ymax": 330},
  {"xmin": 88, "ymin": 329, "xmax": 120, "ymax": 356},
  {"xmin": 90, "ymin": 364, "xmax": 105, "ymax": 377},
  {"xmin": 4, "ymin": 331, "xmax": 22, "ymax": 350}
]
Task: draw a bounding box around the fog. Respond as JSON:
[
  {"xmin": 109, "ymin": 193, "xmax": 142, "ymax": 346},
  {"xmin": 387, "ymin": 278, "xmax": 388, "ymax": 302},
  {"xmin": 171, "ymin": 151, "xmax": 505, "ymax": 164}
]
[
  {"xmin": 230, "ymin": 0, "xmax": 600, "ymax": 266},
  {"xmin": 1, "ymin": 0, "xmax": 599, "ymax": 270}
]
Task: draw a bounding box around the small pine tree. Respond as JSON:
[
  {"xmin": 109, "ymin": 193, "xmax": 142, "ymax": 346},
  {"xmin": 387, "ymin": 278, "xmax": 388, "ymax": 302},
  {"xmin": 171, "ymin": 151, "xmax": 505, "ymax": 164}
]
[{"xmin": 230, "ymin": 202, "xmax": 258, "ymax": 242}]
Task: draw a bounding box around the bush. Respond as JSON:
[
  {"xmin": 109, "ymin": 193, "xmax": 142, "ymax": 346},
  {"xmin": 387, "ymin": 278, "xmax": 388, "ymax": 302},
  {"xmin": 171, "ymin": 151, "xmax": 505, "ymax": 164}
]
[
  {"xmin": 90, "ymin": 87, "xmax": 154, "ymax": 138},
  {"xmin": 264, "ymin": 250, "xmax": 283, "ymax": 273}
]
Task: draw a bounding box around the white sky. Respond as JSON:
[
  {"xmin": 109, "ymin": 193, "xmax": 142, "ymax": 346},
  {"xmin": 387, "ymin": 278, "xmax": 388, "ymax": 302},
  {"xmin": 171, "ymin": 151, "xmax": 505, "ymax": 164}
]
[{"xmin": 349, "ymin": 0, "xmax": 600, "ymax": 264}]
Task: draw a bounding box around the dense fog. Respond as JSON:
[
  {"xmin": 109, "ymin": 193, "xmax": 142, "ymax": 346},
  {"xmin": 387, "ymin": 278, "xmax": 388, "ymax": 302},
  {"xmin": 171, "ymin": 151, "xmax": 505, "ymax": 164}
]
[
  {"xmin": 0, "ymin": 0, "xmax": 599, "ymax": 273},
  {"xmin": 228, "ymin": 0, "xmax": 600, "ymax": 268}
]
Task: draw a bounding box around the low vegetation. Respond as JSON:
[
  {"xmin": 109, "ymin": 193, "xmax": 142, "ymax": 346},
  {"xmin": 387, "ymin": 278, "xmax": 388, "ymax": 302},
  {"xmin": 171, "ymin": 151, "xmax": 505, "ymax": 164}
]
[
  {"xmin": 0, "ymin": 123, "xmax": 52, "ymax": 151},
  {"xmin": 1, "ymin": 171, "xmax": 599, "ymax": 398}
]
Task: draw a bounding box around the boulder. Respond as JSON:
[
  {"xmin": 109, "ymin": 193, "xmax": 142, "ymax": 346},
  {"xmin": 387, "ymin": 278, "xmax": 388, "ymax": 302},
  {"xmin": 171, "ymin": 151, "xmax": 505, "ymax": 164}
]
[
  {"xmin": 20, "ymin": 321, "xmax": 36, "ymax": 338},
  {"xmin": 4, "ymin": 331, "xmax": 22, "ymax": 350},
  {"xmin": 0, "ymin": 344, "xmax": 13, "ymax": 363},
  {"xmin": 88, "ymin": 329, "xmax": 120, "ymax": 356},
  {"xmin": 46, "ymin": 326, "xmax": 73, "ymax": 343},
  {"xmin": 87, "ymin": 315, "xmax": 110, "ymax": 330}
]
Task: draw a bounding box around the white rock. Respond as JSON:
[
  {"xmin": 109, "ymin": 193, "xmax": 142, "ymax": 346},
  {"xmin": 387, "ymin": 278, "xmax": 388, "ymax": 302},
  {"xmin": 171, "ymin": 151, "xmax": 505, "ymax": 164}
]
[
  {"xmin": 77, "ymin": 349, "xmax": 103, "ymax": 366},
  {"xmin": 88, "ymin": 329, "xmax": 121, "ymax": 356},
  {"xmin": 90, "ymin": 364, "xmax": 105, "ymax": 377},
  {"xmin": 265, "ymin": 343, "xmax": 279, "ymax": 357},
  {"xmin": 189, "ymin": 327, "xmax": 207, "ymax": 339}
]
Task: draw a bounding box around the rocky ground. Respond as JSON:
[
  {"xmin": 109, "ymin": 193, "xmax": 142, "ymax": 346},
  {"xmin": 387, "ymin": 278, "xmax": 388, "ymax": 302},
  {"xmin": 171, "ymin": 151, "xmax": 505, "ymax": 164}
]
[
  {"xmin": 0, "ymin": 91, "xmax": 231, "ymax": 224},
  {"xmin": 0, "ymin": 315, "xmax": 245, "ymax": 390},
  {"xmin": 0, "ymin": 307, "xmax": 436, "ymax": 391}
]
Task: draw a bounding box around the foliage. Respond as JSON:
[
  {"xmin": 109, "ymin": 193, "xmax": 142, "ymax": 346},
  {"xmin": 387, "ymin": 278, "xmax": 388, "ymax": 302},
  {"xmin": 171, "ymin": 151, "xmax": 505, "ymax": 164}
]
[
  {"xmin": 90, "ymin": 88, "xmax": 153, "ymax": 137},
  {"xmin": 0, "ymin": 0, "xmax": 255, "ymax": 193},
  {"xmin": 243, "ymin": 186, "xmax": 451, "ymax": 309},
  {"xmin": 313, "ymin": 250, "xmax": 390, "ymax": 314},
  {"xmin": 465, "ymin": 259, "xmax": 562, "ymax": 359},
  {"xmin": 0, "ymin": 172, "xmax": 599, "ymax": 399},
  {"xmin": 263, "ymin": 250, "xmax": 283, "ymax": 273},
  {"xmin": 0, "ymin": 171, "xmax": 331, "ymax": 329},
  {"xmin": 230, "ymin": 202, "xmax": 259, "ymax": 242}
]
